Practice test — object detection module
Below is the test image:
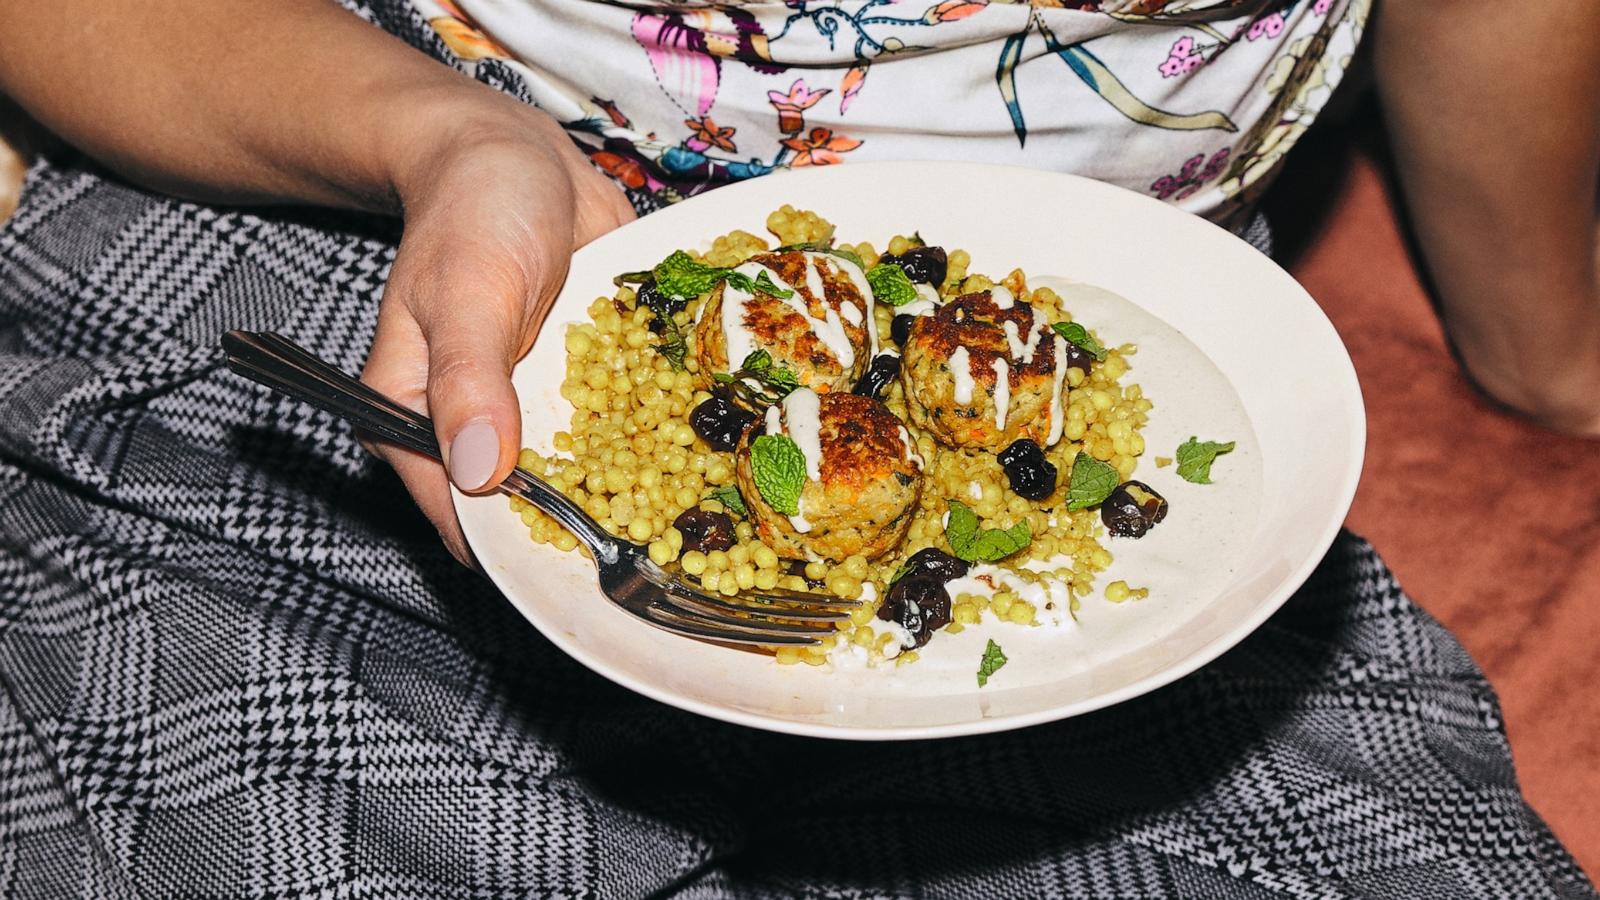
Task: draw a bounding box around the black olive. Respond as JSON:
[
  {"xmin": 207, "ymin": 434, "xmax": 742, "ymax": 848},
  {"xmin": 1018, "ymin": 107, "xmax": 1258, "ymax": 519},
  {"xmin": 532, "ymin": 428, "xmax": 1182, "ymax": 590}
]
[
  {"xmin": 880, "ymin": 246, "xmax": 948, "ymax": 286},
  {"xmin": 689, "ymin": 396, "xmax": 755, "ymax": 453},
  {"xmin": 901, "ymin": 547, "xmax": 969, "ymax": 583},
  {"xmin": 890, "ymin": 314, "xmax": 916, "ymax": 347},
  {"xmin": 997, "ymin": 439, "xmax": 1058, "ymax": 501},
  {"xmin": 672, "ymin": 508, "xmax": 736, "ymax": 553},
  {"xmin": 1100, "ymin": 480, "xmax": 1169, "ymax": 538},
  {"xmin": 852, "ymin": 353, "xmax": 901, "ymax": 399},
  {"xmin": 1060, "ymin": 339, "xmax": 1095, "ymax": 375},
  {"xmin": 876, "ymin": 575, "xmax": 952, "ymax": 648},
  {"xmin": 636, "ymin": 281, "xmax": 685, "ymax": 317}
]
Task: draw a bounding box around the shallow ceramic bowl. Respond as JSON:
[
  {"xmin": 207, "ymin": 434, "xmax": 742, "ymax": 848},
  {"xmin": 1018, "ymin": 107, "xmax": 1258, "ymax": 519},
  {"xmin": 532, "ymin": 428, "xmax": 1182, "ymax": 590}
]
[{"xmin": 454, "ymin": 162, "xmax": 1365, "ymax": 740}]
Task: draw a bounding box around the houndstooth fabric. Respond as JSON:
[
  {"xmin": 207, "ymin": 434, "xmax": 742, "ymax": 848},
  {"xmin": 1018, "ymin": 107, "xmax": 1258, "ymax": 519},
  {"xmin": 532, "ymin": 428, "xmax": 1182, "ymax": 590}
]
[{"xmin": 0, "ymin": 4, "xmax": 1594, "ymax": 899}]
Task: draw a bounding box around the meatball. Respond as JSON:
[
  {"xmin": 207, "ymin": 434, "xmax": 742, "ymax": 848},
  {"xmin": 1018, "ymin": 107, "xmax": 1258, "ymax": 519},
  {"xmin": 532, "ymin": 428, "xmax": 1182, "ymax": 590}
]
[
  {"xmin": 694, "ymin": 250, "xmax": 875, "ymax": 394},
  {"xmin": 900, "ymin": 288, "xmax": 1066, "ymax": 450},
  {"xmin": 734, "ymin": 390, "xmax": 923, "ymax": 561}
]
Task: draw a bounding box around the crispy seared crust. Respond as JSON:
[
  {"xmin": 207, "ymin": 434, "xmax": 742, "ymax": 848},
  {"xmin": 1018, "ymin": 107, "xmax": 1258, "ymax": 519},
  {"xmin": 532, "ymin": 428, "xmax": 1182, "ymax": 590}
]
[
  {"xmin": 734, "ymin": 392, "xmax": 923, "ymax": 561},
  {"xmin": 692, "ymin": 250, "xmax": 870, "ymax": 393},
  {"xmin": 816, "ymin": 393, "xmax": 911, "ymax": 493},
  {"xmin": 900, "ymin": 289, "xmax": 1061, "ymax": 450},
  {"xmin": 909, "ymin": 291, "xmax": 1058, "ymax": 385}
]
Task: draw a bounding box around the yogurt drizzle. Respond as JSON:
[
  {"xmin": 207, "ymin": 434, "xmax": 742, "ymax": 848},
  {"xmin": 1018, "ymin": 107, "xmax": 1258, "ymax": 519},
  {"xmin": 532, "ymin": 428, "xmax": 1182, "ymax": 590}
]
[
  {"xmin": 949, "ymin": 347, "xmax": 975, "ymax": 404},
  {"xmin": 991, "ymin": 357, "xmax": 1011, "ymax": 431},
  {"xmin": 1045, "ymin": 334, "xmax": 1069, "ymax": 447},
  {"xmin": 764, "ymin": 388, "xmax": 824, "ymax": 534},
  {"xmin": 719, "ymin": 252, "xmax": 873, "ymax": 379}
]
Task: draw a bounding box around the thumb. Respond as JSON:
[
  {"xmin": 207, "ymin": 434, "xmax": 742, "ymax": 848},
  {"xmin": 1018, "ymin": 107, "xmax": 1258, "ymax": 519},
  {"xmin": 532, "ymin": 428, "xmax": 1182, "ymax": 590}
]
[{"xmin": 421, "ymin": 294, "xmax": 528, "ymax": 494}]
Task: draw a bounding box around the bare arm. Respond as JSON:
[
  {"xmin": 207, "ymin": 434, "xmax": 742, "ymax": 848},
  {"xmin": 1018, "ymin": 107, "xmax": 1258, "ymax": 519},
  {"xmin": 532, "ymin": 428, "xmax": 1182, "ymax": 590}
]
[
  {"xmin": 0, "ymin": 1, "xmax": 635, "ymax": 562},
  {"xmin": 1373, "ymin": 0, "xmax": 1600, "ymax": 436}
]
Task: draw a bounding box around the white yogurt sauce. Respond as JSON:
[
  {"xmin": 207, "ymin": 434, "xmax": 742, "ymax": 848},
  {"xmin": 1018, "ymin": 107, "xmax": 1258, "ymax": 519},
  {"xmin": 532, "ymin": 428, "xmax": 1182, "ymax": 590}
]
[
  {"xmin": 913, "ymin": 283, "xmax": 942, "ymax": 307},
  {"xmin": 1001, "ymin": 318, "xmax": 1045, "ymax": 365},
  {"xmin": 991, "ymin": 286, "xmax": 1014, "ymax": 309},
  {"xmin": 764, "ymin": 388, "xmax": 824, "ymax": 534},
  {"xmin": 949, "ymin": 346, "xmax": 975, "ymax": 404},
  {"xmin": 897, "ymin": 425, "xmax": 924, "ymax": 470},
  {"xmin": 781, "ymin": 388, "xmax": 824, "ymax": 481},
  {"xmin": 721, "ymin": 252, "xmax": 868, "ymax": 375},
  {"xmin": 790, "ymin": 496, "xmax": 813, "ymax": 534},
  {"xmin": 991, "ymin": 357, "xmax": 1010, "ymax": 431},
  {"xmin": 944, "ymin": 564, "xmax": 1078, "ymax": 629},
  {"xmin": 828, "ymin": 583, "xmax": 914, "ymax": 669},
  {"xmin": 824, "ymin": 254, "xmax": 879, "ymax": 358},
  {"xmin": 1045, "ymin": 334, "xmax": 1068, "ymax": 447}
]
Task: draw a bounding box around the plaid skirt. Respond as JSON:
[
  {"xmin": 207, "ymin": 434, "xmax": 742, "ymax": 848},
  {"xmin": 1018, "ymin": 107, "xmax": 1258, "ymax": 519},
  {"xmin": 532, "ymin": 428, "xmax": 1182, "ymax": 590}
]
[{"xmin": 0, "ymin": 3, "xmax": 1593, "ymax": 898}]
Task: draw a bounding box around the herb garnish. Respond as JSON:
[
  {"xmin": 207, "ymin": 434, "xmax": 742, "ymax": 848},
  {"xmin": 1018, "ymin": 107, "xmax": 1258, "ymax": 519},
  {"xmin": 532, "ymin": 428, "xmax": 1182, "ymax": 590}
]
[
  {"xmin": 634, "ymin": 283, "xmax": 689, "ymax": 371},
  {"xmin": 712, "ymin": 349, "xmax": 802, "ymax": 409},
  {"xmin": 976, "ymin": 639, "xmax": 1008, "ymax": 687},
  {"xmin": 750, "ymin": 434, "xmax": 806, "ymax": 516},
  {"xmin": 866, "ymin": 262, "xmax": 919, "ymax": 307},
  {"xmin": 1065, "ymin": 452, "xmax": 1119, "ymax": 510},
  {"xmin": 752, "ymin": 270, "xmax": 793, "ymax": 299},
  {"xmin": 1175, "ymin": 437, "xmax": 1236, "ymax": 484},
  {"xmin": 1051, "ymin": 322, "xmax": 1108, "ymax": 362},
  {"xmin": 705, "ymin": 484, "xmax": 747, "ymax": 517},
  {"xmin": 775, "ymin": 241, "xmax": 867, "ymax": 269},
  {"xmin": 944, "ymin": 501, "xmax": 1031, "ymax": 563}
]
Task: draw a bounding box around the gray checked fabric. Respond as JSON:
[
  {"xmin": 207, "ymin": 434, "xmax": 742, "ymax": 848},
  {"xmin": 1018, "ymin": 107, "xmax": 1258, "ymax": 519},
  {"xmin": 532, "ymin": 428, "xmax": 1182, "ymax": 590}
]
[{"xmin": 0, "ymin": 2, "xmax": 1594, "ymax": 897}]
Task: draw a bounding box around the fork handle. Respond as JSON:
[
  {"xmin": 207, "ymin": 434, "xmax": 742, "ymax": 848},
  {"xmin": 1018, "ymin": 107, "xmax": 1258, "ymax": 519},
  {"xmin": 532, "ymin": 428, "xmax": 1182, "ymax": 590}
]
[{"xmin": 220, "ymin": 330, "xmax": 616, "ymax": 559}]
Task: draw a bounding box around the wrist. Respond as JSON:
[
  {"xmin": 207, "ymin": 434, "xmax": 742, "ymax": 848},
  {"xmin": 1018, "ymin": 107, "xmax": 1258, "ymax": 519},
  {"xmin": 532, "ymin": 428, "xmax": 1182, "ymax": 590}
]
[{"xmin": 378, "ymin": 84, "xmax": 563, "ymax": 216}]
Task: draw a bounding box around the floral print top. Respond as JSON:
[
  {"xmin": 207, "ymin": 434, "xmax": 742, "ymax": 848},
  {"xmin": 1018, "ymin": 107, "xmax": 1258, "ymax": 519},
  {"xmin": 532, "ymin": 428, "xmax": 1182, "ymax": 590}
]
[{"xmin": 410, "ymin": 0, "xmax": 1367, "ymax": 227}]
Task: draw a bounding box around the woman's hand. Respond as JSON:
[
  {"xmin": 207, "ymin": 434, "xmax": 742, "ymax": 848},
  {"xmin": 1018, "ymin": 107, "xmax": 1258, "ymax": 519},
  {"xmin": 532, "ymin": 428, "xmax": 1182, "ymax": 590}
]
[{"xmin": 362, "ymin": 109, "xmax": 635, "ymax": 564}]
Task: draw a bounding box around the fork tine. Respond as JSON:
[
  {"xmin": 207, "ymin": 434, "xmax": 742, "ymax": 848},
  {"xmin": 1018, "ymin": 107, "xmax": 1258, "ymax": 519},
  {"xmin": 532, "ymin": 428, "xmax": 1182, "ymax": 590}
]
[
  {"xmin": 655, "ymin": 589, "xmax": 842, "ymax": 636},
  {"xmin": 641, "ymin": 604, "xmax": 824, "ymax": 647},
  {"xmin": 660, "ymin": 580, "xmax": 851, "ymax": 622},
  {"xmin": 749, "ymin": 584, "xmax": 866, "ymax": 610}
]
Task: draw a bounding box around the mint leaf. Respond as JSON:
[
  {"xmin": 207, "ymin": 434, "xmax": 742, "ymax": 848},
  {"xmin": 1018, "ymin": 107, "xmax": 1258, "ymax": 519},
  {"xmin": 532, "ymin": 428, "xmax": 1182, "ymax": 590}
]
[
  {"xmin": 1065, "ymin": 452, "xmax": 1119, "ymax": 510},
  {"xmin": 724, "ymin": 349, "xmax": 800, "ymax": 401},
  {"xmin": 976, "ymin": 639, "xmax": 1008, "ymax": 687},
  {"xmin": 706, "ymin": 484, "xmax": 747, "ymax": 517},
  {"xmin": 654, "ymin": 331, "xmax": 688, "ymax": 372},
  {"xmin": 750, "ymin": 434, "xmax": 806, "ymax": 516},
  {"xmin": 866, "ymin": 263, "xmax": 919, "ymax": 307},
  {"xmin": 775, "ymin": 242, "xmax": 867, "ymax": 269},
  {"xmin": 889, "ymin": 563, "xmax": 913, "ymax": 585},
  {"xmin": 652, "ymin": 250, "xmax": 728, "ymax": 299},
  {"xmin": 753, "ymin": 270, "xmax": 794, "ymax": 299},
  {"xmin": 739, "ymin": 349, "xmax": 772, "ymax": 373},
  {"xmin": 723, "ymin": 271, "xmax": 757, "ymax": 293},
  {"xmin": 1051, "ymin": 322, "xmax": 1108, "ymax": 362},
  {"xmin": 945, "ymin": 501, "xmax": 1031, "ymax": 563},
  {"xmin": 1175, "ymin": 436, "xmax": 1236, "ymax": 484}
]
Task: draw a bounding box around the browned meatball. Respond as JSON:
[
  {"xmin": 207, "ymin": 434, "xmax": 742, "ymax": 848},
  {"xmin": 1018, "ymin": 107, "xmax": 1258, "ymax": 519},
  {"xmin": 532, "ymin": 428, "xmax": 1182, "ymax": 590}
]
[
  {"xmin": 900, "ymin": 289, "xmax": 1064, "ymax": 450},
  {"xmin": 694, "ymin": 250, "xmax": 874, "ymax": 393},
  {"xmin": 734, "ymin": 391, "xmax": 922, "ymax": 561}
]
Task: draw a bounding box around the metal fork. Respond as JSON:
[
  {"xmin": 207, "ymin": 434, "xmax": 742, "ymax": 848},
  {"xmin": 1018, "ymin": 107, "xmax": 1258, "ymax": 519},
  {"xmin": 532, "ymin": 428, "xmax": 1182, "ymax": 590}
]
[{"xmin": 221, "ymin": 330, "xmax": 860, "ymax": 647}]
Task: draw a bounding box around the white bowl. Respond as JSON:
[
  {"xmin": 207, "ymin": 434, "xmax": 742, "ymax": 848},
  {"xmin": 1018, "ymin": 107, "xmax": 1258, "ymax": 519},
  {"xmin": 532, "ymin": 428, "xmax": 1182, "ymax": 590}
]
[{"xmin": 454, "ymin": 161, "xmax": 1365, "ymax": 740}]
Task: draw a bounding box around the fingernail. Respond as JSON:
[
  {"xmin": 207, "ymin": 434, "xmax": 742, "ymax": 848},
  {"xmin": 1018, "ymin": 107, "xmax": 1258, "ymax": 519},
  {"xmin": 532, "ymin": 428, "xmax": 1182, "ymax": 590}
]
[{"xmin": 449, "ymin": 419, "xmax": 500, "ymax": 490}]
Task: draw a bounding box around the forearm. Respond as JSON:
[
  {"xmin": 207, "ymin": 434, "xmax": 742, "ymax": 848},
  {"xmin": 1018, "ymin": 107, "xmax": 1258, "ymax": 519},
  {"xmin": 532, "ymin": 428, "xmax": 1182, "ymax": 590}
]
[
  {"xmin": 0, "ymin": 0, "xmax": 525, "ymax": 214},
  {"xmin": 1374, "ymin": 1, "xmax": 1600, "ymax": 429}
]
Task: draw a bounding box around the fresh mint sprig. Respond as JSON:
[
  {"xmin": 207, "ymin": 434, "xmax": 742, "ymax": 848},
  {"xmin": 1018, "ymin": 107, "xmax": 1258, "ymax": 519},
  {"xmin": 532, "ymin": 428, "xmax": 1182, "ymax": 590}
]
[
  {"xmin": 1052, "ymin": 322, "xmax": 1108, "ymax": 362},
  {"xmin": 945, "ymin": 501, "xmax": 1031, "ymax": 564},
  {"xmin": 1065, "ymin": 452, "xmax": 1119, "ymax": 510},
  {"xmin": 867, "ymin": 262, "xmax": 919, "ymax": 307},
  {"xmin": 750, "ymin": 434, "xmax": 806, "ymax": 516},
  {"xmin": 712, "ymin": 349, "xmax": 802, "ymax": 410},
  {"xmin": 976, "ymin": 639, "xmax": 1008, "ymax": 687},
  {"xmin": 1175, "ymin": 437, "xmax": 1236, "ymax": 484}
]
